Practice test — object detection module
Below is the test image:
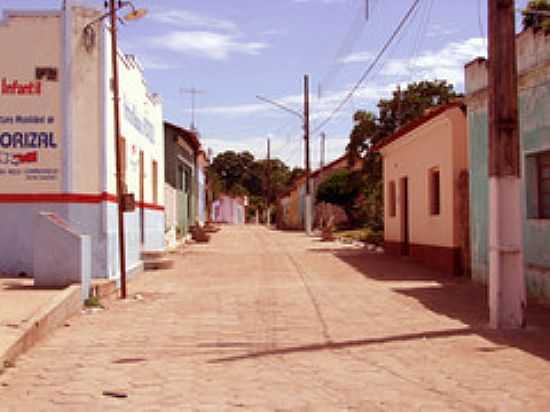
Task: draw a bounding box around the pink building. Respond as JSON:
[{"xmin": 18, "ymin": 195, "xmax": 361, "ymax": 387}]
[
  {"xmin": 212, "ymin": 195, "xmax": 246, "ymax": 224},
  {"xmin": 377, "ymin": 103, "xmax": 469, "ymax": 275}
]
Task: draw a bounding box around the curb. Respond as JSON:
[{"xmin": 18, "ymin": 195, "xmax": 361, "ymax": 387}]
[{"xmin": 0, "ymin": 284, "xmax": 81, "ymax": 371}]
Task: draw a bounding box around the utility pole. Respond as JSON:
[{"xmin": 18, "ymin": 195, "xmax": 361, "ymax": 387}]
[
  {"xmin": 182, "ymin": 87, "xmax": 205, "ymax": 131},
  {"xmin": 110, "ymin": 0, "xmax": 127, "ymax": 299},
  {"xmin": 266, "ymin": 137, "xmax": 271, "ymax": 227},
  {"xmin": 304, "ymin": 74, "xmax": 312, "ymax": 236},
  {"xmin": 320, "ymin": 132, "xmax": 326, "ymax": 170},
  {"xmin": 487, "ymin": 0, "xmax": 525, "ymax": 329}
]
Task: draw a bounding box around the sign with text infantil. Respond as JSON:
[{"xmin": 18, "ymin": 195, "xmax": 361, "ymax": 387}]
[{"xmin": 0, "ymin": 75, "xmax": 62, "ymax": 193}]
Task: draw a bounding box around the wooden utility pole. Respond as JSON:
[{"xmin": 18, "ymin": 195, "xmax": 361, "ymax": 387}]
[
  {"xmin": 110, "ymin": 0, "xmax": 127, "ymax": 299},
  {"xmin": 304, "ymin": 74, "xmax": 312, "ymax": 235},
  {"xmin": 487, "ymin": 0, "xmax": 526, "ymax": 328}
]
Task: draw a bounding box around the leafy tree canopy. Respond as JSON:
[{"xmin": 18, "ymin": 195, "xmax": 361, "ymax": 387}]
[
  {"xmin": 523, "ymin": 0, "xmax": 550, "ymax": 32},
  {"xmin": 316, "ymin": 170, "xmax": 362, "ymax": 208},
  {"xmin": 208, "ymin": 150, "xmax": 293, "ymax": 204}
]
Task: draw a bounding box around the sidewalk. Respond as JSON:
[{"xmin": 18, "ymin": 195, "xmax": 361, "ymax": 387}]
[{"xmin": 0, "ymin": 277, "xmax": 81, "ymax": 369}]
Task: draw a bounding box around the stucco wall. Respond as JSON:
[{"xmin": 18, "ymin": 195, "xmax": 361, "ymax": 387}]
[
  {"xmin": 381, "ymin": 107, "xmax": 468, "ymax": 249},
  {"xmin": 0, "ymin": 11, "xmax": 63, "ymax": 192},
  {"xmin": 0, "ymin": 7, "xmax": 165, "ymax": 280},
  {"xmin": 465, "ymin": 28, "xmax": 550, "ymax": 302}
]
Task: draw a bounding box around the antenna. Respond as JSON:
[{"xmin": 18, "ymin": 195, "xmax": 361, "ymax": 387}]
[{"xmin": 181, "ymin": 87, "xmax": 205, "ymax": 131}]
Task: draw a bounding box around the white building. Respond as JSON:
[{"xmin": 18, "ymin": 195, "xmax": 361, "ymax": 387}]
[{"xmin": 0, "ymin": 5, "xmax": 165, "ymax": 286}]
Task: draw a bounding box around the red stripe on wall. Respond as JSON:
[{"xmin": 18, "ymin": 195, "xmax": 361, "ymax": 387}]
[{"xmin": 0, "ymin": 192, "xmax": 164, "ymax": 211}]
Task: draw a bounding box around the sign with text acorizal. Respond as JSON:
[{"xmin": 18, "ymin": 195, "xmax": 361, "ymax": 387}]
[{"xmin": 0, "ymin": 76, "xmax": 62, "ymax": 193}]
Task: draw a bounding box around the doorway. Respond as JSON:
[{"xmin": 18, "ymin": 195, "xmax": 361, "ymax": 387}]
[{"xmin": 400, "ymin": 176, "xmax": 410, "ymax": 256}]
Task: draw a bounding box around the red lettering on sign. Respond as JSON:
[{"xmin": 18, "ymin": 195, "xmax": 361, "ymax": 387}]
[{"xmin": 1, "ymin": 78, "xmax": 42, "ymax": 96}]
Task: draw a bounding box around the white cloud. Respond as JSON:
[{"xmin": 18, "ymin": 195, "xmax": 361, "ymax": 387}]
[
  {"xmin": 339, "ymin": 51, "xmax": 373, "ymax": 64},
  {"xmin": 138, "ymin": 56, "xmax": 178, "ymax": 71},
  {"xmin": 195, "ymin": 36, "xmax": 487, "ymax": 140},
  {"xmin": 380, "ymin": 37, "xmax": 487, "ymax": 86},
  {"xmin": 150, "ymin": 9, "xmax": 239, "ymax": 33},
  {"xmin": 149, "ymin": 31, "xmax": 268, "ymax": 60}
]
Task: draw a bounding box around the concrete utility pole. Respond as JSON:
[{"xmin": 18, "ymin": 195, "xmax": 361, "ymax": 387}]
[
  {"xmin": 266, "ymin": 137, "xmax": 271, "ymax": 227},
  {"xmin": 304, "ymin": 74, "xmax": 312, "ymax": 236},
  {"xmin": 487, "ymin": 0, "xmax": 526, "ymax": 328}
]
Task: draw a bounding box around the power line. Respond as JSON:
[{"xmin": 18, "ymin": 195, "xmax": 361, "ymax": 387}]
[{"xmin": 312, "ymin": 0, "xmax": 422, "ymax": 134}]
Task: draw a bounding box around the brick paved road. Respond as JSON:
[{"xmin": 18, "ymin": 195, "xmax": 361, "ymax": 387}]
[{"xmin": 1, "ymin": 225, "xmax": 550, "ymax": 411}]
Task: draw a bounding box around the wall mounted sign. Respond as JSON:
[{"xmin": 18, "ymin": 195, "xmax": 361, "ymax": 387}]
[{"xmin": 0, "ymin": 70, "xmax": 62, "ymax": 192}]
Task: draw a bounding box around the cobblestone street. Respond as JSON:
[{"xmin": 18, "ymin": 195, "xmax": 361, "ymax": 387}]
[{"xmin": 1, "ymin": 225, "xmax": 550, "ymax": 411}]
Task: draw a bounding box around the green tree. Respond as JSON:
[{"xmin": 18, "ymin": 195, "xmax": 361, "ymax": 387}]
[
  {"xmin": 288, "ymin": 167, "xmax": 305, "ymax": 186},
  {"xmin": 209, "ymin": 150, "xmax": 255, "ymax": 196},
  {"xmin": 523, "ymin": 0, "xmax": 550, "ymax": 32},
  {"xmin": 316, "ymin": 170, "xmax": 364, "ymax": 226}
]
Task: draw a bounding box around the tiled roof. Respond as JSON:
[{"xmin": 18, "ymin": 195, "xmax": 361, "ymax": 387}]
[{"xmin": 375, "ymin": 102, "xmax": 464, "ymax": 151}]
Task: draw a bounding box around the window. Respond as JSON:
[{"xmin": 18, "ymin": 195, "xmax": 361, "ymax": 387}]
[
  {"xmin": 527, "ymin": 150, "xmax": 550, "ymax": 219},
  {"xmin": 429, "ymin": 168, "xmax": 441, "ymax": 215},
  {"xmin": 152, "ymin": 160, "xmax": 158, "ymax": 205},
  {"xmin": 388, "ymin": 181, "xmax": 396, "ymax": 217},
  {"xmin": 176, "ymin": 165, "xmax": 184, "ymax": 191}
]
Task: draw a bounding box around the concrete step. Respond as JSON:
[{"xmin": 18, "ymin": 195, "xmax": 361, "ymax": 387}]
[
  {"xmin": 144, "ymin": 258, "xmax": 175, "ymax": 271},
  {"xmin": 141, "ymin": 249, "xmax": 167, "ymax": 261},
  {"xmin": 90, "ymin": 279, "xmax": 117, "ymax": 299}
]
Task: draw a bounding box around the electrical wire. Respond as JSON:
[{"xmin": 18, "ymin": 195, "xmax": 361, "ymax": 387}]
[{"xmin": 311, "ymin": 0, "xmax": 422, "ymax": 134}]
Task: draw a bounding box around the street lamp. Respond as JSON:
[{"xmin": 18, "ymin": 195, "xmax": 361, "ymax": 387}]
[
  {"xmin": 84, "ymin": 1, "xmax": 147, "ymax": 299},
  {"xmin": 256, "ymin": 79, "xmax": 312, "ymax": 237}
]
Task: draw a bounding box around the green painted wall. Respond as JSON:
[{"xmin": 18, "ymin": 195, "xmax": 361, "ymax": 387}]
[
  {"xmin": 469, "ymin": 86, "xmax": 550, "ymax": 302},
  {"xmin": 468, "ymin": 110, "xmax": 490, "ymax": 284},
  {"xmin": 177, "ymin": 191, "xmax": 188, "ymax": 237}
]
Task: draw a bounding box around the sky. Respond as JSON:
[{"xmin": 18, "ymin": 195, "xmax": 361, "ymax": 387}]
[{"xmin": 1, "ymin": 0, "xmax": 530, "ymax": 168}]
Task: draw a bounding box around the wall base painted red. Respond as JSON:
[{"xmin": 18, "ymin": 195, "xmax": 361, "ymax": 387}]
[{"xmin": 384, "ymin": 241, "xmax": 464, "ymax": 276}]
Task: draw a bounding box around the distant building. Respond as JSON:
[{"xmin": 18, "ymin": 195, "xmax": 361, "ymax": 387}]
[
  {"xmin": 465, "ymin": 28, "xmax": 550, "ymax": 303},
  {"xmin": 196, "ymin": 149, "xmax": 210, "ymax": 225},
  {"xmin": 0, "ymin": 6, "xmax": 165, "ymax": 283},
  {"xmin": 212, "ymin": 195, "xmax": 246, "ymax": 224},
  {"xmin": 278, "ymin": 153, "xmax": 356, "ymax": 230},
  {"xmin": 377, "ymin": 103, "xmax": 469, "ymax": 275},
  {"xmin": 164, "ymin": 122, "xmax": 201, "ymax": 241}
]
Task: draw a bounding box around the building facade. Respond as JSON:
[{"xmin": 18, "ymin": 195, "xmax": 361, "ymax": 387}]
[
  {"xmin": 0, "ymin": 5, "xmax": 165, "ymax": 283},
  {"xmin": 378, "ymin": 103, "xmax": 469, "ymax": 275},
  {"xmin": 164, "ymin": 122, "xmax": 200, "ymax": 239},
  {"xmin": 466, "ymin": 28, "xmax": 550, "ymax": 302},
  {"xmin": 212, "ymin": 195, "xmax": 246, "ymax": 224},
  {"xmin": 278, "ymin": 154, "xmax": 356, "ymax": 230}
]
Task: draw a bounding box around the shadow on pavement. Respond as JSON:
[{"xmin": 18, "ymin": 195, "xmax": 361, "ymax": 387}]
[
  {"xmin": 318, "ymin": 248, "xmax": 550, "ymax": 362},
  {"xmin": 208, "ymin": 327, "xmax": 476, "ymax": 364}
]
